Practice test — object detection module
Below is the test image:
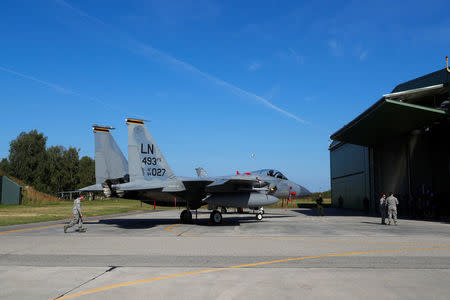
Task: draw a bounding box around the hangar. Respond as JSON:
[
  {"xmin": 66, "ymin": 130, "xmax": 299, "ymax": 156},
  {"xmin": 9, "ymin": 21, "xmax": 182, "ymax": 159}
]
[{"xmin": 329, "ymin": 68, "xmax": 450, "ymax": 218}]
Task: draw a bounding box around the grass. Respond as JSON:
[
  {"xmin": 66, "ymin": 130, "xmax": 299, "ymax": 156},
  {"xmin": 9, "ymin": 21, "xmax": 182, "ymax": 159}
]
[{"xmin": 0, "ymin": 198, "xmax": 175, "ymax": 226}]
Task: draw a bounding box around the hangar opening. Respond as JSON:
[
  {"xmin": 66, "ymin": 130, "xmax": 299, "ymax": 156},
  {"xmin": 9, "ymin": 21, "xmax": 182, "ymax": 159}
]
[{"xmin": 329, "ymin": 68, "xmax": 450, "ymax": 218}]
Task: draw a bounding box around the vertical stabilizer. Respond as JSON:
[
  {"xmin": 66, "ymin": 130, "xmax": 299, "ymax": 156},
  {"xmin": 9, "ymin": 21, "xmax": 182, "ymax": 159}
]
[
  {"xmin": 93, "ymin": 125, "xmax": 128, "ymax": 183},
  {"xmin": 126, "ymin": 118, "xmax": 176, "ymax": 182},
  {"xmin": 195, "ymin": 167, "xmax": 209, "ymax": 178}
]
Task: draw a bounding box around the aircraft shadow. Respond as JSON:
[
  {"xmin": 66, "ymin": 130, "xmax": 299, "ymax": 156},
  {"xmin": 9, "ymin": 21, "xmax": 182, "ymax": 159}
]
[
  {"xmin": 291, "ymin": 208, "xmax": 369, "ymax": 217},
  {"xmin": 97, "ymin": 214, "xmax": 290, "ymax": 229},
  {"xmin": 360, "ymin": 221, "xmax": 388, "ymax": 225},
  {"xmin": 99, "ymin": 218, "xmax": 179, "ymax": 229},
  {"xmin": 195, "ymin": 214, "xmax": 291, "ymax": 227}
]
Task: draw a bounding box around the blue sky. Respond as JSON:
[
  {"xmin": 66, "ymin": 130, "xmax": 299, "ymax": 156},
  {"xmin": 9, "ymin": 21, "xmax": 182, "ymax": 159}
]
[{"xmin": 1, "ymin": 0, "xmax": 449, "ymax": 192}]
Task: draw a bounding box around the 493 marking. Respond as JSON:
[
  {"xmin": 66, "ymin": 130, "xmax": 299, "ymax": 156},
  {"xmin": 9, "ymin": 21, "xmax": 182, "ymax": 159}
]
[{"xmin": 142, "ymin": 157, "xmax": 161, "ymax": 166}]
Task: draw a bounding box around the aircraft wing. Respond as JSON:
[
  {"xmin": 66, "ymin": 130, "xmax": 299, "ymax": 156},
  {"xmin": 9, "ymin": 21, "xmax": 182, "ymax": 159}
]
[{"xmin": 182, "ymin": 176, "xmax": 263, "ymax": 193}]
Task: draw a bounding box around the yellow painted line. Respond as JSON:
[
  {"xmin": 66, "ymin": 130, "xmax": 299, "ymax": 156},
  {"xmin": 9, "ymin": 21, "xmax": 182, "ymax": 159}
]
[
  {"xmin": 238, "ymin": 236, "xmax": 450, "ymax": 247},
  {"xmin": 165, "ymin": 224, "xmax": 201, "ymax": 237},
  {"xmin": 56, "ymin": 245, "xmax": 450, "ymax": 299},
  {"xmin": 0, "ymin": 224, "xmax": 63, "ymax": 234}
]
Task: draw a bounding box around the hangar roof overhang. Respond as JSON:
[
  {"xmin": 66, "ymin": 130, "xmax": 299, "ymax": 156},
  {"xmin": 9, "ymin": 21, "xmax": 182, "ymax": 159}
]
[
  {"xmin": 330, "ymin": 98, "xmax": 447, "ymax": 147},
  {"xmin": 330, "ymin": 68, "xmax": 450, "ymax": 148}
]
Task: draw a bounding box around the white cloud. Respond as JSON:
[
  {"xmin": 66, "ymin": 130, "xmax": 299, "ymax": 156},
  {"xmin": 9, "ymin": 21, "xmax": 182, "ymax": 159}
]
[
  {"xmin": 328, "ymin": 39, "xmax": 343, "ymax": 56},
  {"xmin": 288, "ymin": 48, "xmax": 304, "ymax": 64},
  {"xmin": 328, "ymin": 39, "xmax": 337, "ymax": 49},
  {"xmin": 248, "ymin": 62, "xmax": 261, "ymax": 71},
  {"xmin": 359, "ymin": 50, "xmax": 368, "ymax": 61}
]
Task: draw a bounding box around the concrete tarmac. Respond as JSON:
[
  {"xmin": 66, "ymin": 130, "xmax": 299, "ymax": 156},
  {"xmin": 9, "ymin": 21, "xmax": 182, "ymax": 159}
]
[{"xmin": 0, "ymin": 208, "xmax": 449, "ymax": 299}]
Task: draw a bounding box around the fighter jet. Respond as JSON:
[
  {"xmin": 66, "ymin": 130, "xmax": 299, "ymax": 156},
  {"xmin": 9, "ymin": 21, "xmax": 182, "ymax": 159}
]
[
  {"xmin": 195, "ymin": 167, "xmax": 311, "ymax": 213},
  {"xmin": 109, "ymin": 118, "xmax": 281, "ymax": 224},
  {"xmin": 79, "ymin": 125, "xmax": 129, "ymax": 196},
  {"xmin": 196, "ymin": 167, "xmax": 310, "ymax": 199}
]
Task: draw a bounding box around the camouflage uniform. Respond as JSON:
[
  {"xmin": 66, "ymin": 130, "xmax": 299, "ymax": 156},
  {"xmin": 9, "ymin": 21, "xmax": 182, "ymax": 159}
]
[
  {"xmin": 316, "ymin": 196, "xmax": 324, "ymax": 216},
  {"xmin": 64, "ymin": 197, "xmax": 85, "ymax": 233},
  {"xmin": 386, "ymin": 195, "xmax": 399, "ymax": 225},
  {"xmin": 379, "ymin": 196, "xmax": 387, "ymax": 224}
]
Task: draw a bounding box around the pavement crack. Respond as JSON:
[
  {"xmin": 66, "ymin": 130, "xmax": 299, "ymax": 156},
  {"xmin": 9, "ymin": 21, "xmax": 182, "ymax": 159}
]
[{"xmin": 54, "ymin": 266, "xmax": 119, "ymax": 299}]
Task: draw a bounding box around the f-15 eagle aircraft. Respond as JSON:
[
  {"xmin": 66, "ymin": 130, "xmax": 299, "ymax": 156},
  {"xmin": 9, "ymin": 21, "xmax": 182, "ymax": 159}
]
[
  {"xmin": 80, "ymin": 119, "xmax": 310, "ymax": 224},
  {"xmin": 196, "ymin": 167, "xmax": 311, "ymax": 200},
  {"xmin": 110, "ymin": 118, "xmax": 280, "ymax": 224}
]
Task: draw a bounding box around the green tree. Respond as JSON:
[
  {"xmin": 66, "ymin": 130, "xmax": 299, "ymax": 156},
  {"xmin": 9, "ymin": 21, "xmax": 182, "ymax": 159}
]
[
  {"xmin": 61, "ymin": 147, "xmax": 80, "ymax": 191},
  {"xmin": 2, "ymin": 130, "xmax": 95, "ymax": 195},
  {"xmin": 8, "ymin": 130, "xmax": 48, "ymax": 191},
  {"xmin": 46, "ymin": 145, "xmax": 65, "ymax": 194},
  {"xmin": 78, "ymin": 156, "xmax": 95, "ymax": 189},
  {"xmin": 0, "ymin": 158, "xmax": 9, "ymax": 173}
]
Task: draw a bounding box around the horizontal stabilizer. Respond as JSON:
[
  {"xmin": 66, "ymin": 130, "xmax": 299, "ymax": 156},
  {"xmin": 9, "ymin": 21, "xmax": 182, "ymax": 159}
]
[
  {"xmin": 114, "ymin": 179, "xmax": 185, "ymax": 192},
  {"xmin": 195, "ymin": 167, "xmax": 209, "ymax": 178},
  {"xmin": 79, "ymin": 183, "xmax": 103, "ymax": 192}
]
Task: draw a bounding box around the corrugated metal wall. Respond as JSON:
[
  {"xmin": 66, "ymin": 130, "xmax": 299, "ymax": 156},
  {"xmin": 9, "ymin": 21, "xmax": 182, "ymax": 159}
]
[
  {"xmin": 0, "ymin": 176, "xmax": 22, "ymax": 205},
  {"xmin": 330, "ymin": 143, "xmax": 370, "ymax": 210}
]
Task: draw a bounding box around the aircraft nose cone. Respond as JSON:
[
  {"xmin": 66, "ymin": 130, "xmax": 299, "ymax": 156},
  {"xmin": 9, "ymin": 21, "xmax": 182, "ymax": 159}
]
[
  {"xmin": 266, "ymin": 194, "xmax": 279, "ymax": 205},
  {"xmin": 290, "ymin": 184, "xmax": 301, "ymax": 197}
]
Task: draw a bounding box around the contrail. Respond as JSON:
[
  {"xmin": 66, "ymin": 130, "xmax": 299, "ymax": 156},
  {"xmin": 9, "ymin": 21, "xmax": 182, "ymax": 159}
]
[
  {"xmin": 0, "ymin": 65, "xmax": 144, "ymax": 118},
  {"xmin": 0, "ymin": 65, "xmax": 71, "ymax": 94},
  {"xmin": 54, "ymin": 0, "xmax": 309, "ymax": 125}
]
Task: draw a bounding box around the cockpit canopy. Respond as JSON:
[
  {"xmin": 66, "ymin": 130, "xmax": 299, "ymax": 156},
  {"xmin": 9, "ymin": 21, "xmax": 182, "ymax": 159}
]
[{"xmin": 253, "ymin": 169, "xmax": 288, "ymax": 180}]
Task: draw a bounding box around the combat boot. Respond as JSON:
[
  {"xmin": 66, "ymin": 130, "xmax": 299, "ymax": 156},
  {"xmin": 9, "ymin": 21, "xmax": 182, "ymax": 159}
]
[
  {"xmin": 79, "ymin": 228, "xmax": 87, "ymax": 233},
  {"xmin": 63, "ymin": 225, "xmax": 68, "ymax": 233}
]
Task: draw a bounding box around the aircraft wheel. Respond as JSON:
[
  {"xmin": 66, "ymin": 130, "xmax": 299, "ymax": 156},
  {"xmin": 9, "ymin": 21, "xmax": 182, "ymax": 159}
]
[
  {"xmin": 221, "ymin": 207, "xmax": 227, "ymax": 214},
  {"xmin": 210, "ymin": 210, "xmax": 222, "ymax": 224},
  {"xmin": 261, "ymin": 207, "xmax": 264, "ymax": 215},
  {"xmin": 256, "ymin": 213, "xmax": 263, "ymax": 221},
  {"xmin": 180, "ymin": 210, "xmax": 192, "ymax": 224}
]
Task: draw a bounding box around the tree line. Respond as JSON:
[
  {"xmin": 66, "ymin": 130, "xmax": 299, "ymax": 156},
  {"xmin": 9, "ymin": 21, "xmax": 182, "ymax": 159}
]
[{"xmin": 0, "ymin": 130, "xmax": 95, "ymax": 195}]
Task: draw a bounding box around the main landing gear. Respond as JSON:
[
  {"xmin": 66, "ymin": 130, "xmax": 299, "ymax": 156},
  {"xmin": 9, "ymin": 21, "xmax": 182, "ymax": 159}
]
[
  {"xmin": 180, "ymin": 209, "xmax": 193, "ymax": 224},
  {"xmin": 210, "ymin": 210, "xmax": 222, "ymax": 224}
]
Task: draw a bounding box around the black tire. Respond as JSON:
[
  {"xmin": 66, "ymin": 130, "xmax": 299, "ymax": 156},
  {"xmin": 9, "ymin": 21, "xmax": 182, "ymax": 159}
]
[
  {"xmin": 180, "ymin": 210, "xmax": 193, "ymax": 224},
  {"xmin": 256, "ymin": 213, "xmax": 263, "ymax": 221},
  {"xmin": 221, "ymin": 207, "xmax": 227, "ymax": 214},
  {"xmin": 210, "ymin": 210, "xmax": 222, "ymax": 224}
]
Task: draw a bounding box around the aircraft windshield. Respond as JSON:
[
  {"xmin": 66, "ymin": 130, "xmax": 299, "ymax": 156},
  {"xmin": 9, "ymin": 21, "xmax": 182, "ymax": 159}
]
[{"xmin": 254, "ymin": 169, "xmax": 288, "ymax": 180}]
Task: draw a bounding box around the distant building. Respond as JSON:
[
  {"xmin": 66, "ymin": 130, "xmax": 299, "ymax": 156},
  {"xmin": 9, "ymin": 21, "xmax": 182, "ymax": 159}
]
[
  {"xmin": 0, "ymin": 176, "xmax": 22, "ymax": 205},
  {"xmin": 329, "ymin": 68, "xmax": 450, "ymax": 217}
]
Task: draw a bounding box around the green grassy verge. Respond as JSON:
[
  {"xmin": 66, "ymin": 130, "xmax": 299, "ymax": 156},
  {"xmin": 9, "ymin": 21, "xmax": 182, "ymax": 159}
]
[{"xmin": 0, "ymin": 199, "xmax": 175, "ymax": 226}]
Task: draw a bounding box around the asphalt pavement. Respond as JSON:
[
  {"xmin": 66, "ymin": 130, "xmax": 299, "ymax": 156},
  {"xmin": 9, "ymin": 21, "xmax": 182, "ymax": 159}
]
[{"xmin": 0, "ymin": 208, "xmax": 449, "ymax": 299}]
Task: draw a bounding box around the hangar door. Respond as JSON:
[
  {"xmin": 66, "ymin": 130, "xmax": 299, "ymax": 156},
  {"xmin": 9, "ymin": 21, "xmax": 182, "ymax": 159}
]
[{"xmin": 330, "ymin": 143, "xmax": 370, "ymax": 210}]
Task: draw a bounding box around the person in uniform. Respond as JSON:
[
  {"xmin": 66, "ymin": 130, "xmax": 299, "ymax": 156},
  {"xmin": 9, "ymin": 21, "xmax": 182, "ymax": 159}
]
[
  {"xmin": 316, "ymin": 193, "xmax": 324, "ymax": 216},
  {"xmin": 379, "ymin": 194, "xmax": 387, "ymax": 225},
  {"xmin": 64, "ymin": 195, "xmax": 86, "ymax": 233},
  {"xmin": 386, "ymin": 192, "xmax": 399, "ymax": 225}
]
